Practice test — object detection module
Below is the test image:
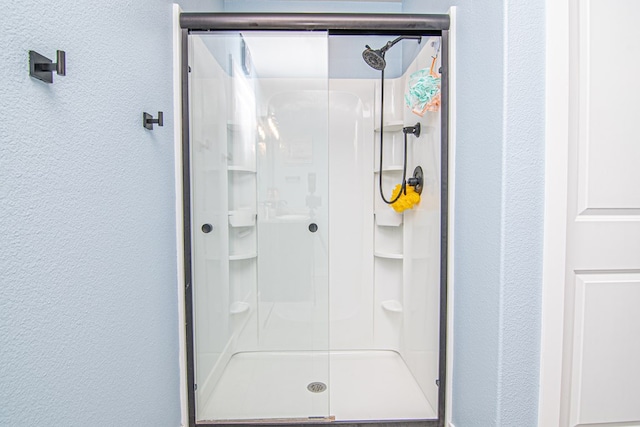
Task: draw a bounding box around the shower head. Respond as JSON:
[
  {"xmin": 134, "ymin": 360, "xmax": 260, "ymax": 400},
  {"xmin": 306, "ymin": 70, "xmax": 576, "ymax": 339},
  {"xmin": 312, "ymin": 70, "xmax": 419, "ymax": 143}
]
[
  {"xmin": 362, "ymin": 46, "xmax": 386, "ymax": 71},
  {"xmin": 362, "ymin": 35, "xmax": 422, "ymax": 70}
]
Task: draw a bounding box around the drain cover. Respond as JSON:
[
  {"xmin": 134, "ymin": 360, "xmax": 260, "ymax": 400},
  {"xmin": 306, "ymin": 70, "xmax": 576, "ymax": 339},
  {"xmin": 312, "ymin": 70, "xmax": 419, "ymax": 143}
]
[{"xmin": 307, "ymin": 382, "xmax": 327, "ymax": 393}]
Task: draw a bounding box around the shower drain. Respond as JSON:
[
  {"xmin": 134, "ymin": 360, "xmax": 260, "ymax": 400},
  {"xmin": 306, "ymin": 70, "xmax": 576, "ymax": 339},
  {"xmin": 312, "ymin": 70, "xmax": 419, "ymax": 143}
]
[{"xmin": 307, "ymin": 382, "xmax": 327, "ymax": 393}]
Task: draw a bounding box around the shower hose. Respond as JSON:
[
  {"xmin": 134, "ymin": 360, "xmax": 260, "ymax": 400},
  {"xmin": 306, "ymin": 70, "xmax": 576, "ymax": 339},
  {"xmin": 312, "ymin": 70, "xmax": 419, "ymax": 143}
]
[{"xmin": 378, "ymin": 67, "xmax": 409, "ymax": 205}]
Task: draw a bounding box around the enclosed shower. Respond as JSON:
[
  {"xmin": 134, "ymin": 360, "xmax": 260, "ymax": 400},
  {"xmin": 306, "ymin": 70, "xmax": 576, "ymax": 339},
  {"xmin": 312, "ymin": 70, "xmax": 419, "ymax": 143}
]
[{"xmin": 181, "ymin": 13, "xmax": 449, "ymax": 427}]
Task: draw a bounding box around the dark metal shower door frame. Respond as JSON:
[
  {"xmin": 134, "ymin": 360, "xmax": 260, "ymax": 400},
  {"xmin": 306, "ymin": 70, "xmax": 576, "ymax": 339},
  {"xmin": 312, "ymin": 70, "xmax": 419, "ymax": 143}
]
[{"xmin": 180, "ymin": 12, "xmax": 450, "ymax": 427}]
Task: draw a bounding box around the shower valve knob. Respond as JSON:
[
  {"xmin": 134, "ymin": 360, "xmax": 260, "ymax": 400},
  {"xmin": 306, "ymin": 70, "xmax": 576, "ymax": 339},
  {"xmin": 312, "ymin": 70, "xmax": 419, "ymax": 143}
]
[{"xmin": 408, "ymin": 166, "xmax": 424, "ymax": 195}]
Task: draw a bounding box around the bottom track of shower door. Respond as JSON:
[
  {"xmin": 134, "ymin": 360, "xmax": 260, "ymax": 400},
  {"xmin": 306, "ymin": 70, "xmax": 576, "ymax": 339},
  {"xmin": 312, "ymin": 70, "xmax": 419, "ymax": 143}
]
[{"xmin": 199, "ymin": 350, "xmax": 436, "ymax": 422}]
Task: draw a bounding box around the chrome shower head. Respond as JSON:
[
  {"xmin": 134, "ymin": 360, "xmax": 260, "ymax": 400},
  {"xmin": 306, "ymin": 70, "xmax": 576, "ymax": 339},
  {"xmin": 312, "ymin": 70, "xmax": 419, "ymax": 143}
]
[
  {"xmin": 362, "ymin": 46, "xmax": 386, "ymax": 71},
  {"xmin": 362, "ymin": 35, "xmax": 422, "ymax": 70}
]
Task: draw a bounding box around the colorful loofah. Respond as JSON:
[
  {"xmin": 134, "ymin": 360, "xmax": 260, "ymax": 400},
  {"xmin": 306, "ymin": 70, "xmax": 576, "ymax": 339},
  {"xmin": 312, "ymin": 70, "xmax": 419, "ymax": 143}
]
[
  {"xmin": 390, "ymin": 184, "xmax": 421, "ymax": 213},
  {"xmin": 405, "ymin": 57, "xmax": 441, "ymax": 116}
]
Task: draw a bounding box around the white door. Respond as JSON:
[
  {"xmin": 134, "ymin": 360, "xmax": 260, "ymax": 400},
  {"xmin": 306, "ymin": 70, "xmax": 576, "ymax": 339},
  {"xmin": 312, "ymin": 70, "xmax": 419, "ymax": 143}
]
[{"xmin": 540, "ymin": 0, "xmax": 640, "ymax": 426}]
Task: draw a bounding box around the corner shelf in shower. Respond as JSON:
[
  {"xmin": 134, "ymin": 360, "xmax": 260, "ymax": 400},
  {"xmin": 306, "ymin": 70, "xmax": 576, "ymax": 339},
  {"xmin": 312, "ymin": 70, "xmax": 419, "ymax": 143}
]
[
  {"xmin": 228, "ymin": 166, "xmax": 256, "ymax": 173},
  {"xmin": 228, "ymin": 211, "xmax": 256, "ymax": 227},
  {"xmin": 226, "ymin": 121, "xmax": 245, "ymax": 131},
  {"xmin": 381, "ymin": 299, "xmax": 404, "ymax": 313},
  {"xmin": 375, "ymin": 210, "xmax": 403, "ymax": 227},
  {"xmin": 229, "ymin": 253, "xmax": 257, "ymax": 261},
  {"xmin": 229, "ymin": 301, "xmax": 250, "ymax": 315},
  {"xmin": 374, "ymin": 165, "xmax": 404, "ymax": 173},
  {"xmin": 374, "ymin": 120, "xmax": 404, "ymax": 132},
  {"xmin": 374, "ymin": 251, "xmax": 404, "ymax": 260}
]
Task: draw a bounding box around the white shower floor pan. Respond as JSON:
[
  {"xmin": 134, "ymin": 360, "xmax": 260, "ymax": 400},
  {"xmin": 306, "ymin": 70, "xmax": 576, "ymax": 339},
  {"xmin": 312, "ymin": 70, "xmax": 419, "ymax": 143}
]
[{"xmin": 199, "ymin": 350, "xmax": 436, "ymax": 422}]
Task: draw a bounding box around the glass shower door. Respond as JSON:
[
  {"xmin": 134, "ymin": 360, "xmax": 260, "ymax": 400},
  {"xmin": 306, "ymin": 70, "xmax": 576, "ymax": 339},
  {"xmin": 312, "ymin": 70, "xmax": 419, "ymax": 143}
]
[{"xmin": 188, "ymin": 31, "xmax": 330, "ymax": 423}]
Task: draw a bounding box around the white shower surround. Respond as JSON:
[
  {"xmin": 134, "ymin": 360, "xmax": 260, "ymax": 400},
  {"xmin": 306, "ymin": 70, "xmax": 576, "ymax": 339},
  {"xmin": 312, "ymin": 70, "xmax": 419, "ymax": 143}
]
[{"xmin": 189, "ymin": 32, "xmax": 442, "ymax": 422}]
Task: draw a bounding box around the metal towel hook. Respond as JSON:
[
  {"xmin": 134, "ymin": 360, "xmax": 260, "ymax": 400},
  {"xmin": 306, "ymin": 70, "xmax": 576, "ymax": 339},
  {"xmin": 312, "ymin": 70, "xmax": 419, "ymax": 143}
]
[
  {"xmin": 143, "ymin": 112, "xmax": 164, "ymax": 130},
  {"xmin": 29, "ymin": 50, "xmax": 66, "ymax": 83}
]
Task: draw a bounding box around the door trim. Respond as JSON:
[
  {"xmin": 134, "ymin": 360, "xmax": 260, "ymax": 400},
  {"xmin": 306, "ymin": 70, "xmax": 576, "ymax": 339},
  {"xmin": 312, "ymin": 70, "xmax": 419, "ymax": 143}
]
[{"xmin": 538, "ymin": 0, "xmax": 570, "ymax": 425}]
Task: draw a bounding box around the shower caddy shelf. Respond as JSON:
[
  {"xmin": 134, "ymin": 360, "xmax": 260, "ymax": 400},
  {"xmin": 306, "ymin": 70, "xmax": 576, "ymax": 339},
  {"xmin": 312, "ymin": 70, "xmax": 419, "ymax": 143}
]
[
  {"xmin": 373, "ymin": 114, "xmax": 409, "ymax": 322},
  {"xmin": 374, "ymin": 165, "xmax": 404, "ymax": 173},
  {"xmin": 373, "ymin": 115, "xmax": 405, "ymax": 253},
  {"xmin": 229, "ymin": 301, "xmax": 250, "ymax": 315},
  {"xmin": 374, "ymin": 120, "xmax": 404, "ymax": 132},
  {"xmin": 374, "ymin": 251, "xmax": 403, "ymax": 260},
  {"xmin": 228, "ymin": 211, "xmax": 256, "ymax": 227},
  {"xmin": 225, "ymin": 67, "xmax": 258, "ymax": 330},
  {"xmin": 228, "ymin": 166, "xmax": 256, "ymax": 173},
  {"xmin": 226, "ymin": 121, "xmax": 244, "ymax": 131},
  {"xmin": 375, "ymin": 210, "xmax": 403, "ymax": 227},
  {"xmin": 229, "ymin": 253, "xmax": 257, "ymax": 261},
  {"xmin": 381, "ymin": 299, "xmax": 404, "ymax": 313},
  {"xmin": 374, "ymin": 119, "xmax": 406, "ymax": 176}
]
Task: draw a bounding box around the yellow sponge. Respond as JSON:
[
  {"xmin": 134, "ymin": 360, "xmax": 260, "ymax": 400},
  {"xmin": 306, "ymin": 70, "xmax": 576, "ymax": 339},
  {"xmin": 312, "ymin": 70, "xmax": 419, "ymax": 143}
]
[{"xmin": 390, "ymin": 184, "xmax": 421, "ymax": 213}]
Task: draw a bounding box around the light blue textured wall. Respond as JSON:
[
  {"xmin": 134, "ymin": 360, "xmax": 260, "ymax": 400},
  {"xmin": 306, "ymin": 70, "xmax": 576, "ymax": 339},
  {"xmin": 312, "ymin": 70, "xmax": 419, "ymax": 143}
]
[
  {"xmin": 221, "ymin": 0, "xmax": 401, "ymax": 13},
  {"xmin": 402, "ymin": 0, "xmax": 545, "ymax": 426},
  {"xmin": 180, "ymin": 0, "xmax": 224, "ymax": 12},
  {"xmin": 0, "ymin": 2, "xmax": 180, "ymax": 426},
  {"xmin": 498, "ymin": 2, "xmax": 544, "ymax": 424},
  {"xmin": 179, "ymin": 0, "xmax": 402, "ymax": 13}
]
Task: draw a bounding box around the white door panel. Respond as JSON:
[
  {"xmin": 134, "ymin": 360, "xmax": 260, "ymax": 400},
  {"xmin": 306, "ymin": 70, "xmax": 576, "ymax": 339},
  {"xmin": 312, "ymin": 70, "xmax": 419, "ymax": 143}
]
[
  {"xmin": 579, "ymin": 0, "xmax": 640, "ymax": 211},
  {"xmin": 571, "ymin": 222, "xmax": 640, "ymax": 268},
  {"xmin": 569, "ymin": 273, "xmax": 640, "ymax": 426},
  {"xmin": 548, "ymin": 0, "xmax": 640, "ymax": 426}
]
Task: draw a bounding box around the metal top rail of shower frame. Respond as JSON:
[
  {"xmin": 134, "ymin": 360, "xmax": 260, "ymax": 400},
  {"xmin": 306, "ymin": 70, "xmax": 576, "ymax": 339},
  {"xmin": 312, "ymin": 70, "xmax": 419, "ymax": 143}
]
[
  {"xmin": 180, "ymin": 12, "xmax": 450, "ymax": 427},
  {"xmin": 180, "ymin": 12, "xmax": 450, "ymax": 33}
]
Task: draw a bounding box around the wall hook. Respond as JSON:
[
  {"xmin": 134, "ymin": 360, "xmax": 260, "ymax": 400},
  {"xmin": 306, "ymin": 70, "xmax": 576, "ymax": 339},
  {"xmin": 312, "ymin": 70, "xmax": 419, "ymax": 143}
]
[
  {"xmin": 402, "ymin": 122, "xmax": 421, "ymax": 138},
  {"xmin": 29, "ymin": 50, "xmax": 66, "ymax": 83},
  {"xmin": 143, "ymin": 112, "xmax": 163, "ymax": 130}
]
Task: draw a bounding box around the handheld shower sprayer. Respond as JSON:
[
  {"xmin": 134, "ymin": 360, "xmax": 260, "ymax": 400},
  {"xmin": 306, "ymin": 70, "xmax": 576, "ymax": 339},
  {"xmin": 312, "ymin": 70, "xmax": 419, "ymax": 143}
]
[{"xmin": 363, "ymin": 35, "xmax": 423, "ymax": 205}]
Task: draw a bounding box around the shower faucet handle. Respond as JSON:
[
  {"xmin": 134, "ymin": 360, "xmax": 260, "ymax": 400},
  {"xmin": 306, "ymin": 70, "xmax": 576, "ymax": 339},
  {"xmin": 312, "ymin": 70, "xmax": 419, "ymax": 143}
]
[{"xmin": 407, "ymin": 166, "xmax": 424, "ymax": 195}]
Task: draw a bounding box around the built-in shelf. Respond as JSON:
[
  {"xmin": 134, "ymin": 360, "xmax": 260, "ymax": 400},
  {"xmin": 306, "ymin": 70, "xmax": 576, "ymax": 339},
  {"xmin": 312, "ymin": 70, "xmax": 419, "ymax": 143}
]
[
  {"xmin": 230, "ymin": 301, "xmax": 250, "ymax": 315},
  {"xmin": 229, "ymin": 211, "xmax": 256, "ymax": 227},
  {"xmin": 228, "ymin": 166, "xmax": 256, "ymax": 173},
  {"xmin": 374, "ymin": 252, "xmax": 403, "ymax": 260},
  {"xmin": 375, "ymin": 210, "xmax": 403, "ymax": 227},
  {"xmin": 374, "ymin": 165, "xmax": 404, "ymax": 173},
  {"xmin": 374, "ymin": 121, "xmax": 404, "ymax": 132},
  {"xmin": 381, "ymin": 300, "xmax": 403, "ymax": 313},
  {"xmin": 227, "ymin": 121, "xmax": 243, "ymax": 131},
  {"xmin": 229, "ymin": 253, "xmax": 257, "ymax": 261}
]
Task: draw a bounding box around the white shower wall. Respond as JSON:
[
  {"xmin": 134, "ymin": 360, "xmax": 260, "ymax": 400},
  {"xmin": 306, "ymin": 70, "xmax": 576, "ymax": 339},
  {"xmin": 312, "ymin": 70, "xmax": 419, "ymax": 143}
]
[
  {"xmin": 189, "ymin": 33, "xmax": 441, "ymax": 418},
  {"xmin": 329, "ymin": 43, "xmax": 442, "ymax": 408}
]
